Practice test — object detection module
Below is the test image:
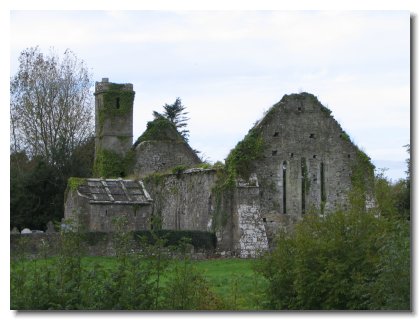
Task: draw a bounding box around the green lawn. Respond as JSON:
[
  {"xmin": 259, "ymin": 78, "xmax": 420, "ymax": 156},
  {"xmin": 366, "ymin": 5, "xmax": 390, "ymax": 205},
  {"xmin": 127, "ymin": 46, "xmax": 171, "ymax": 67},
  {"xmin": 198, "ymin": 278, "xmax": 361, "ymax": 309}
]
[
  {"xmin": 16, "ymin": 256, "xmax": 268, "ymax": 310},
  {"xmin": 80, "ymin": 256, "xmax": 268, "ymax": 310}
]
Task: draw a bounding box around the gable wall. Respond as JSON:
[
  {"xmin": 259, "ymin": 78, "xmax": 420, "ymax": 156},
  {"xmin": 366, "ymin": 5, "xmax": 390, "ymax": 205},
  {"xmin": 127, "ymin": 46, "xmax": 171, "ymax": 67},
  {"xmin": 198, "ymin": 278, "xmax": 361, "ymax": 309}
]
[{"xmin": 253, "ymin": 94, "xmax": 362, "ymax": 236}]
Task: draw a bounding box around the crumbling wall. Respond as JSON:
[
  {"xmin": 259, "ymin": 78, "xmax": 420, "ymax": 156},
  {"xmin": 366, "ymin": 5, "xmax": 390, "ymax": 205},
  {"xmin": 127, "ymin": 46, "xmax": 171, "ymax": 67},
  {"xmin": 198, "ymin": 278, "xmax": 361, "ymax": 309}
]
[
  {"xmin": 233, "ymin": 185, "xmax": 268, "ymax": 258},
  {"xmin": 143, "ymin": 169, "xmax": 235, "ymax": 254},
  {"xmin": 252, "ymin": 93, "xmax": 373, "ymax": 240},
  {"xmin": 133, "ymin": 140, "xmax": 201, "ymax": 177},
  {"xmin": 64, "ymin": 189, "xmax": 152, "ymax": 232}
]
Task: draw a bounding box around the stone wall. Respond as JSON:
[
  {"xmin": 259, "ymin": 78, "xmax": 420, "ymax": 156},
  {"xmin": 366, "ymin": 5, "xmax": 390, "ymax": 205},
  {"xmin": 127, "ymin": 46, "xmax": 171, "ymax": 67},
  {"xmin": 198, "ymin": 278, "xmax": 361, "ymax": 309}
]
[
  {"xmin": 233, "ymin": 185, "xmax": 269, "ymax": 258},
  {"xmin": 94, "ymin": 79, "xmax": 134, "ymax": 160},
  {"xmin": 144, "ymin": 168, "xmax": 238, "ymax": 254},
  {"xmin": 144, "ymin": 169, "xmax": 216, "ymax": 231},
  {"xmin": 133, "ymin": 140, "xmax": 201, "ymax": 178},
  {"xmin": 251, "ymin": 93, "xmax": 367, "ymax": 239},
  {"xmin": 10, "ymin": 233, "xmax": 215, "ymax": 260},
  {"xmin": 65, "ymin": 189, "xmax": 152, "ymax": 232}
]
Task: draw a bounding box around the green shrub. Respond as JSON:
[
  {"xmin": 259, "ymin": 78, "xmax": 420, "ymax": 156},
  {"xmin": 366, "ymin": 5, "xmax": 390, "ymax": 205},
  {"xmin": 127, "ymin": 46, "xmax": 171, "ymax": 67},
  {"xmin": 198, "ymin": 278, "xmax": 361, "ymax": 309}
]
[{"xmin": 256, "ymin": 210, "xmax": 410, "ymax": 310}]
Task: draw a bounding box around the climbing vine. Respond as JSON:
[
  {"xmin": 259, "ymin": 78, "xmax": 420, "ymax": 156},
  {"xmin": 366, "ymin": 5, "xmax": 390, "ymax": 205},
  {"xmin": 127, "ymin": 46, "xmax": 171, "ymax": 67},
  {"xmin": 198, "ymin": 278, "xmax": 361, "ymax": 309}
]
[
  {"xmin": 98, "ymin": 87, "xmax": 135, "ymax": 128},
  {"xmin": 349, "ymin": 149, "xmax": 375, "ymax": 211},
  {"xmin": 133, "ymin": 117, "xmax": 182, "ymax": 148},
  {"xmin": 93, "ymin": 149, "xmax": 135, "ymax": 178},
  {"xmin": 211, "ymin": 127, "xmax": 265, "ymax": 231},
  {"xmin": 67, "ymin": 177, "xmax": 87, "ymax": 191}
]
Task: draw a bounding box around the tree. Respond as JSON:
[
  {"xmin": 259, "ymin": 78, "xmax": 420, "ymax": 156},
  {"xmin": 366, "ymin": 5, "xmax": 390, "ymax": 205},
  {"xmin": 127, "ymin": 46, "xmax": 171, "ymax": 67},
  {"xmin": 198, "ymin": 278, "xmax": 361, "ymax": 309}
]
[
  {"xmin": 153, "ymin": 97, "xmax": 190, "ymax": 141},
  {"xmin": 10, "ymin": 47, "xmax": 93, "ymax": 169},
  {"xmin": 10, "ymin": 47, "xmax": 94, "ymax": 230}
]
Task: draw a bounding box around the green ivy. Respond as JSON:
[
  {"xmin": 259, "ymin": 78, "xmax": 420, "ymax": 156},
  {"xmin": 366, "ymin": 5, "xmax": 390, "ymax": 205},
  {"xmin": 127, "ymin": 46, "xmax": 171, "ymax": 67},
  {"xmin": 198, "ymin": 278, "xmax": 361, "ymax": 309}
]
[
  {"xmin": 349, "ymin": 149, "xmax": 375, "ymax": 210},
  {"xmin": 93, "ymin": 149, "xmax": 135, "ymax": 178},
  {"xmin": 143, "ymin": 172, "xmax": 166, "ymax": 186},
  {"xmin": 211, "ymin": 127, "xmax": 265, "ymax": 230},
  {"xmin": 98, "ymin": 90, "xmax": 135, "ymax": 128},
  {"xmin": 67, "ymin": 177, "xmax": 87, "ymax": 191},
  {"xmin": 133, "ymin": 117, "xmax": 183, "ymax": 148},
  {"xmin": 340, "ymin": 132, "xmax": 351, "ymax": 142}
]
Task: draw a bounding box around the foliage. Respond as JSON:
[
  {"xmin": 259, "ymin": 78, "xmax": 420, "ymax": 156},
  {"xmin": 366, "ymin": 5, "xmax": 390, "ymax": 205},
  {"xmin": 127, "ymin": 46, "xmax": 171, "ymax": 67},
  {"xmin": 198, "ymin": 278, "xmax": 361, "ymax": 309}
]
[
  {"xmin": 348, "ymin": 149, "xmax": 375, "ymax": 211},
  {"xmin": 134, "ymin": 230, "xmax": 217, "ymax": 250},
  {"xmin": 10, "ymin": 46, "xmax": 93, "ymax": 167},
  {"xmin": 374, "ymin": 168, "xmax": 410, "ymax": 220},
  {"xmin": 93, "ymin": 149, "xmax": 135, "ymax": 178},
  {"xmin": 162, "ymin": 239, "xmax": 223, "ymax": 310},
  {"xmin": 339, "ymin": 131, "xmax": 351, "ymax": 142},
  {"xmin": 67, "ymin": 177, "xmax": 87, "ymax": 191},
  {"xmin": 153, "ymin": 97, "xmax": 190, "ymax": 142},
  {"xmin": 10, "ymin": 224, "xmax": 224, "ymax": 310},
  {"xmin": 256, "ymin": 210, "xmax": 410, "ymax": 310},
  {"xmin": 133, "ymin": 116, "xmax": 183, "ymax": 148},
  {"xmin": 10, "ymin": 47, "xmax": 94, "ymax": 230},
  {"xmin": 10, "ymin": 140, "xmax": 95, "ymax": 230},
  {"xmin": 211, "ymin": 127, "xmax": 264, "ymax": 231},
  {"xmin": 171, "ymin": 164, "xmax": 188, "ymax": 176},
  {"xmin": 98, "ymin": 87, "xmax": 134, "ymax": 127}
]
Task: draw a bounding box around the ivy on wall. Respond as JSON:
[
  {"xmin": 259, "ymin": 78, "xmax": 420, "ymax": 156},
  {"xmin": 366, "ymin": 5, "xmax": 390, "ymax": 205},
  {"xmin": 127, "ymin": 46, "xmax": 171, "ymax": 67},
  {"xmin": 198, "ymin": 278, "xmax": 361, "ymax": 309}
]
[
  {"xmin": 98, "ymin": 86, "xmax": 135, "ymax": 129},
  {"xmin": 133, "ymin": 117, "xmax": 183, "ymax": 148},
  {"xmin": 93, "ymin": 149, "xmax": 135, "ymax": 178}
]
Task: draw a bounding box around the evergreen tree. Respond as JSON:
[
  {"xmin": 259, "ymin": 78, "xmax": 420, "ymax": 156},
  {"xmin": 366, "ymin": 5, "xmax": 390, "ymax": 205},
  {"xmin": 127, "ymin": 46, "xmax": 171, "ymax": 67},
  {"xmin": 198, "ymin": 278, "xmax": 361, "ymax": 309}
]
[{"xmin": 154, "ymin": 97, "xmax": 190, "ymax": 141}]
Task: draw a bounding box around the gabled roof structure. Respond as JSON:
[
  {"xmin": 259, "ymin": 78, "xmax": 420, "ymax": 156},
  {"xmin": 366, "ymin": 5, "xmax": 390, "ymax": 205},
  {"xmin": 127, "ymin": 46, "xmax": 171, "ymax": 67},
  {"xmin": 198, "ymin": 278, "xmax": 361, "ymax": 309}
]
[{"xmin": 76, "ymin": 178, "xmax": 153, "ymax": 205}]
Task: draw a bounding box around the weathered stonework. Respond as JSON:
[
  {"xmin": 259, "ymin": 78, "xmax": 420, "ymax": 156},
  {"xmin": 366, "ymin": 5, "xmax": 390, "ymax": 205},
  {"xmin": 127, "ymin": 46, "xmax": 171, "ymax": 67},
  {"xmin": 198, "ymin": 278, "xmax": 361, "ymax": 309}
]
[
  {"xmin": 249, "ymin": 93, "xmax": 373, "ymax": 242},
  {"xmin": 65, "ymin": 178, "xmax": 152, "ymax": 232},
  {"xmin": 134, "ymin": 140, "xmax": 201, "ymax": 178},
  {"xmin": 65, "ymin": 79, "xmax": 375, "ymax": 257}
]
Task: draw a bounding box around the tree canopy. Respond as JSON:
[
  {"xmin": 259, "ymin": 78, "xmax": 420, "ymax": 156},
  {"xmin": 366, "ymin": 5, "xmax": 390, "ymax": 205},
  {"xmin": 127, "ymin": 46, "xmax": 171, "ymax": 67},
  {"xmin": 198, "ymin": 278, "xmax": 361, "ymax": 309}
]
[
  {"xmin": 10, "ymin": 46, "xmax": 93, "ymax": 168},
  {"xmin": 153, "ymin": 97, "xmax": 190, "ymax": 141},
  {"xmin": 10, "ymin": 47, "xmax": 95, "ymax": 230}
]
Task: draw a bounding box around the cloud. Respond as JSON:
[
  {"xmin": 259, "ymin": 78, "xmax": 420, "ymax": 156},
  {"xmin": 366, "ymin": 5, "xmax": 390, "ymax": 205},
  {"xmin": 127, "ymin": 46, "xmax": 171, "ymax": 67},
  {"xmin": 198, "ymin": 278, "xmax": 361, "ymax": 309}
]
[{"xmin": 10, "ymin": 11, "xmax": 410, "ymax": 180}]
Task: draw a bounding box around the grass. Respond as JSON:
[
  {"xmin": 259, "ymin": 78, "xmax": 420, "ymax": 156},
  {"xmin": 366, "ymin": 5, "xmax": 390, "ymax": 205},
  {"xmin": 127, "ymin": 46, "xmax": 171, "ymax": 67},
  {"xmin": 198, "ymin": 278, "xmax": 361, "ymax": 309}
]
[{"xmin": 12, "ymin": 256, "xmax": 268, "ymax": 310}]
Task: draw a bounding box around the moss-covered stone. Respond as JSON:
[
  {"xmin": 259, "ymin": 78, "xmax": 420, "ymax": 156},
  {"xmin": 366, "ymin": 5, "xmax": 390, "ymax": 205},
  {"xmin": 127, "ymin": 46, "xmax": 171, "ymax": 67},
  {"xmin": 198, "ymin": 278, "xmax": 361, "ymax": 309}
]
[
  {"xmin": 98, "ymin": 90, "xmax": 135, "ymax": 129},
  {"xmin": 133, "ymin": 117, "xmax": 183, "ymax": 148},
  {"xmin": 93, "ymin": 149, "xmax": 136, "ymax": 178},
  {"xmin": 67, "ymin": 177, "xmax": 87, "ymax": 191}
]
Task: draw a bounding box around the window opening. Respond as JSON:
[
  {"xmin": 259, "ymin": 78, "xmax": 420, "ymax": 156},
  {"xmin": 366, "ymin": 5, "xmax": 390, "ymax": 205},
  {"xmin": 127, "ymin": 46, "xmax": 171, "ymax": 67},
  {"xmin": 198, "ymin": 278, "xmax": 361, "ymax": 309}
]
[
  {"xmin": 321, "ymin": 162, "xmax": 326, "ymax": 214},
  {"xmin": 283, "ymin": 161, "xmax": 287, "ymax": 214},
  {"xmin": 301, "ymin": 157, "xmax": 306, "ymax": 214}
]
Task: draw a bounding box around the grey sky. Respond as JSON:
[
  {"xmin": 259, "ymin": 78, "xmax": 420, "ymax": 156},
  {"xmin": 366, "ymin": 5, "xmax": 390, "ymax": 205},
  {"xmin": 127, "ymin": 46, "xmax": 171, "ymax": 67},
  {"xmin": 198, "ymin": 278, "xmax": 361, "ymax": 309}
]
[{"xmin": 10, "ymin": 10, "xmax": 410, "ymax": 181}]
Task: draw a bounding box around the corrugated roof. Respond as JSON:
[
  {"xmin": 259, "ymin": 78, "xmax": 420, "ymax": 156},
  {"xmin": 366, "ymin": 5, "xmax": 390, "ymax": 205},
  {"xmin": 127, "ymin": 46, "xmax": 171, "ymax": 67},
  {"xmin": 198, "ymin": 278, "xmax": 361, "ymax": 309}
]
[{"xmin": 77, "ymin": 178, "xmax": 153, "ymax": 205}]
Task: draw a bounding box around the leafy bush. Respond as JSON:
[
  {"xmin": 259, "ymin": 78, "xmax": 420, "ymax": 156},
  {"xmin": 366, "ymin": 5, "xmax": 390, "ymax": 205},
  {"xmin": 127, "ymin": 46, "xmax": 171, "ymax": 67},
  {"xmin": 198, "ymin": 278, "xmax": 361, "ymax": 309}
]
[{"xmin": 256, "ymin": 211, "xmax": 410, "ymax": 310}]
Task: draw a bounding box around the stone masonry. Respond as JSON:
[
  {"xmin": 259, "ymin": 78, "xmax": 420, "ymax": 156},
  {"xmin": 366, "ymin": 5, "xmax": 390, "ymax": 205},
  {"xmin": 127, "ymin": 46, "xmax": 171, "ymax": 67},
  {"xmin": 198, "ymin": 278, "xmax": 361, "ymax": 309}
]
[{"xmin": 64, "ymin": 79, "xmax": 374, "ymax": 257}]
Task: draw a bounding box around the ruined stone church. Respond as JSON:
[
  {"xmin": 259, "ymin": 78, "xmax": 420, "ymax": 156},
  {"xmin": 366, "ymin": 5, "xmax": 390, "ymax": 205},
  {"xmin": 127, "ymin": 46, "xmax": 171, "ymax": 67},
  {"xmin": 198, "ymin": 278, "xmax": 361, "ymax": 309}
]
[{"xmin": 65, "ymin": 78, "xmax": 374, "ymax": 257}]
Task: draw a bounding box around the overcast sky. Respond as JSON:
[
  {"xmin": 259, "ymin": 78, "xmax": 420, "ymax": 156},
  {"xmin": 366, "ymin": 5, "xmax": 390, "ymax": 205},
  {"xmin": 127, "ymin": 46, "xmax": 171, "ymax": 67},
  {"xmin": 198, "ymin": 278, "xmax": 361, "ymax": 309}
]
[{"xmin": 10, "ymin": 10, "xmax": 410, "ymax": 181}]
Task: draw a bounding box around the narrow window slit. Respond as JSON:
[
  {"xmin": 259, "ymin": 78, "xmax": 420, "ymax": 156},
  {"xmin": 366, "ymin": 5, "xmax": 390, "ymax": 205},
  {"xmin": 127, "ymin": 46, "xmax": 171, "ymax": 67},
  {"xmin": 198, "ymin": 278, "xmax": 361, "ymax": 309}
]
[
  {"xmin": 282, "ymin": 161, "xmax": 287, "ymax": 214},
  {"xmin": 301, "ymin": 157, "xmax": 306, "ymax": 214}
]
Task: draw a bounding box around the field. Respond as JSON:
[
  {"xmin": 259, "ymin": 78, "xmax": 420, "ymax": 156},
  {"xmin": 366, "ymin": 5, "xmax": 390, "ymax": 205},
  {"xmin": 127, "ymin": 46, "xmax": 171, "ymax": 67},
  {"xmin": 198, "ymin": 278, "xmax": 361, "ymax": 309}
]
[
  {"xmin": 11, "ymin": 256, "xmax": 268, "ymax": 310},
  {"xmin": 83, "ymin": 256, "xmax": 268, "ymax": 309}
]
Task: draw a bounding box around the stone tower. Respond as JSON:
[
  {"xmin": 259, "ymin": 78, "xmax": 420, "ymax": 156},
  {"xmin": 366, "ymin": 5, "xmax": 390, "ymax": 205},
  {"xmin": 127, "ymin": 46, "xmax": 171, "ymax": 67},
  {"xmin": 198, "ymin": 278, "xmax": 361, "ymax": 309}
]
[{"xmin": 94, "ymin": 78, "xmax": 135, "ymax": 177}]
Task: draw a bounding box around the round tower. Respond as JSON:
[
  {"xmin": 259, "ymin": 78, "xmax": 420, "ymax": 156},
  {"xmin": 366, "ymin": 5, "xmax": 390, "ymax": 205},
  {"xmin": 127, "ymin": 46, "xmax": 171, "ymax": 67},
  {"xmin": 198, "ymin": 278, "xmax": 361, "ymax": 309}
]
[{"xmin": 94, "ymin": 78, "xmax": 135, "ymax": 177}]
